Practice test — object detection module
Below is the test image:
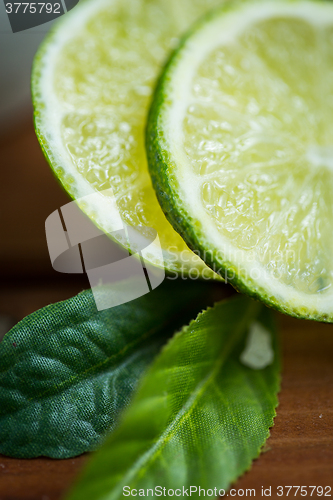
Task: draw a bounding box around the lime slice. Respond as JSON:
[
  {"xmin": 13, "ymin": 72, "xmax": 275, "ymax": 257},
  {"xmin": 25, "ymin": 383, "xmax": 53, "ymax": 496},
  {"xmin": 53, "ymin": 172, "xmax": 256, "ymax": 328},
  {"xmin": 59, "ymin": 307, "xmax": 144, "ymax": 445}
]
[
  {"xmin": 147, "ymin": 0, "xmax": 333, "ymax": 320},
  {"xmin": 32, "ymin": 0, "xmax": 221, "ymax": 278}
]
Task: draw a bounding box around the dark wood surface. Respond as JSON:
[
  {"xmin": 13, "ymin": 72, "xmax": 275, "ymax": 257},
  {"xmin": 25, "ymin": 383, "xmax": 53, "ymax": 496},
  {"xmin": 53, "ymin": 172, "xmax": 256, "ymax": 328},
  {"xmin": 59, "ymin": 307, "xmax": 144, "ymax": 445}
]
[{"xmin": 0, "ymin": 122, "xmax": 332, "ymax": 500}]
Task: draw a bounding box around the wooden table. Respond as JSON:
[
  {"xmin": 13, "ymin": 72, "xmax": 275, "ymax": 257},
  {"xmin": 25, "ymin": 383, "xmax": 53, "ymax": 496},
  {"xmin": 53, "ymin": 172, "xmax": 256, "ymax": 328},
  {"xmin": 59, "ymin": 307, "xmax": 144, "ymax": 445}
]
[{"xmin": 0, "ymin": 122, "xmax": 332, "ymax": 500}]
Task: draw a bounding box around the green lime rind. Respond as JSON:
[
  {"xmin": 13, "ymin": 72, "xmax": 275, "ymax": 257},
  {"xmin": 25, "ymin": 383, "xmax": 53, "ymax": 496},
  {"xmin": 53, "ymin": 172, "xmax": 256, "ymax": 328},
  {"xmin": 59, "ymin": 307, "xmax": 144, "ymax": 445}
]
[{"xmin": 146, "ymin": 0, "xmax": 333, "ymax": 323}]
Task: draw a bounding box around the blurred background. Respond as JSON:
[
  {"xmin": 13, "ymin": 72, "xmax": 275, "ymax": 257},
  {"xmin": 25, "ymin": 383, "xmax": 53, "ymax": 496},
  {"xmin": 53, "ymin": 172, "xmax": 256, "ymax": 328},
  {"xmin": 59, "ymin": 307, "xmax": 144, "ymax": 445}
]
[{"xmin": 0, "ymin": 3, "xmax": 89, "ymax": 326}]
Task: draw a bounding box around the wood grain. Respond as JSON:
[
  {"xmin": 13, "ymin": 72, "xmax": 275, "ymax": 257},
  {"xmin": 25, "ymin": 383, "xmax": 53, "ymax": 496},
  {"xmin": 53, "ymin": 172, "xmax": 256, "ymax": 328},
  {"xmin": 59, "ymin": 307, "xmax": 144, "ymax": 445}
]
[{"xmin": 0, "ymin": 121, "xmax": 332, "ymax": 500}]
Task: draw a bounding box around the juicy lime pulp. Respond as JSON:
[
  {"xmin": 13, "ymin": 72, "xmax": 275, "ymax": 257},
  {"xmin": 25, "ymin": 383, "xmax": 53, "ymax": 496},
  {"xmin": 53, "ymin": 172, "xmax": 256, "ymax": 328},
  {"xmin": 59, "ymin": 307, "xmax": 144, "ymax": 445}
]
[
  {"xmin": 32, "ymin": 0, "xmax": 222, "ymax": 278},
  {"xmin": 147, "ymin": 0, "xmax": 333, "ymax": 321}
]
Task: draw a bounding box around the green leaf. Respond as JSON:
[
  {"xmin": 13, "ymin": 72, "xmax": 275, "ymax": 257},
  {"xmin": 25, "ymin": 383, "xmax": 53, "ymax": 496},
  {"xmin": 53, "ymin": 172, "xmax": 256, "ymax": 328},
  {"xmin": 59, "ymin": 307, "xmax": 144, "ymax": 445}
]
[
  {"xmin": 0, "ymin": 279, "xmax": 219, "ymax": 459},
  {"xmin": 67, "ymin": 296, "xmax": 280, "ymax": 500}
]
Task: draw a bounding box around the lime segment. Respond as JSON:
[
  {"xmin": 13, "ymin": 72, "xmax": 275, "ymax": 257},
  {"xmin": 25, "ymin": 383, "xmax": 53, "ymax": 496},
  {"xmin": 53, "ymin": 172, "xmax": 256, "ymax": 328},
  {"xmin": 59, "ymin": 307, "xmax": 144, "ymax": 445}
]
[
  {"xmin": 32, "ymin": 0, "xmax": 221, "ymax": 277},
  {"xmin": 147, "ymin": 0, "xmax": 333, "ymax": 320}
]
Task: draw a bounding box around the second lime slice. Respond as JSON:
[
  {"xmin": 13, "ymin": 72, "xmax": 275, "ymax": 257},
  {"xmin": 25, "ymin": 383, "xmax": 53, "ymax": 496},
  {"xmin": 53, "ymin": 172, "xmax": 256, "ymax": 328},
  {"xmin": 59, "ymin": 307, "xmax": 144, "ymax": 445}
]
[{"xmin": 147, "ymin": 0, "xmax": 333, "ymax": 320}]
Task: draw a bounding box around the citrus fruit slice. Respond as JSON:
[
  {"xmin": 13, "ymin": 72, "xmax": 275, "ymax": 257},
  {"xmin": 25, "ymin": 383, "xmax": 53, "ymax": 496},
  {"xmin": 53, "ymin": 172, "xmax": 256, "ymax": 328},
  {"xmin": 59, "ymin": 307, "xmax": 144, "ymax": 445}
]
[
  {"xmin": 147, "ymin": 0, "xmax": 333, "ymax": 320},
  {"xmin": 32, "ymin": 0, "xmax": 221, "ymax": 278}
]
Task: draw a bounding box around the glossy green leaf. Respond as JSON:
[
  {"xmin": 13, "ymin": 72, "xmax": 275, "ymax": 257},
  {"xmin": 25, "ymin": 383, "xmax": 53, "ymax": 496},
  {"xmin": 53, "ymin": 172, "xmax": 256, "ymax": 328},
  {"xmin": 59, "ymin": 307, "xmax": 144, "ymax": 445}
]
[
  {"xmin": 0, "ymin": 279, "xmax": 220, "ymax": 459},
  {"xmin": 67, "ymin": 296, "xmax": 280, "ymax": 500}
]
